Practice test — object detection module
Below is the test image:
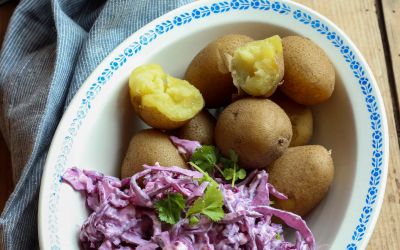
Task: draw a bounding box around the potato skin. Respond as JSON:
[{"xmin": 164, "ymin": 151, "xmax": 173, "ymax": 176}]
[
  {"xmin": 121, "ymin": 129, "xmax": 186, "ymax": 178},
  {"xmin": 177, "ymin": 110, "xmax": 216, "ymax": 145},
  {"xmin": 133, "ymin": 104, "xmax": 187, "ymax": 130},
  {"xmin": 268, "ymin": 145, "xmax": 334, "ymax": 216},
  {"xmin": 215, "ymin": 98, "xmax": 292, "ymax": 169},
  {"xmin": 280, "ymin": 36, "xmax": 335, "ymax": 105},
  {"xmin": 272, "ymin": 93, "xmax": 313, "ymax": 146},
  {"xmin": 185, "ymin": 34, "xmax": 254, "ymax": 108}
]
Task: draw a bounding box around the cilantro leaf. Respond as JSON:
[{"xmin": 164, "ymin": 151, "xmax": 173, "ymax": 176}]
[
  {"xmin": 155, "ymin": 193, "xmax": 186, "ymax": 225},
  {"xmin": 276, "ymin": 233, "xmax": 281, "ymax": 240},
  {"xmin": 220, "ymin": 150, "xmax": 246, "ymax": 187},
  {"xmin": 186, "ymin": 185, "xmax": 224, "ymax": 222},
  {"xmin": 223, "ymin": 167, "xmax": 246, "ymax": 181},
  {"xmin": 189, "ymin": 162, "xmax": 218, "ymax": 187},
  {"xmin": 222, "ymin": 168, "xmax": 235, "ymax": 180},
  {"xmin": 189, "ymin": 215, "xmax": 200, "ymax": 225},
  {"xmin": 190, "ymin": 146, "xmax": 219, "ymax": 173},
  {"xmin": 189, "ymin": 147, "xmax": 246, "ymax": 187},
  {"xmin": 237, "ymin": 168, "xmax": 246, "ymax": 179}
]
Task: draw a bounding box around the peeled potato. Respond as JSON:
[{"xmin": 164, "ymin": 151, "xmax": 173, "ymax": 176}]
[
  {"xmin": 230, "ymin": 35, "xmax": 284, "ymax": 97},
  {"xmin": 129, "ymin": 64, "xmax": 204, "ymax": 129},
  {"xmin": 185, "ymin": 34, "xmax": 254, "ymax": 108},
  {"xmin": 268, "ymin": 145, "xmax": 334, "ymax": 216},
  {"xmin": 215, "ymin": 98, "xmax": 292, "ymax": 169},
  {"xmin": 177, "ymin": 110, "xmax": 216, "ymax": 145},
  {"xmin": 280, "ymin": 36, "xmax": 335, "ymax": 105},
  {"xmin": 121, "ymin": 129, "xmax": 187, "ymax": 178},
  {"xmin": 272, "ymin": 93, "xmax": 313, "ymax": 146}
]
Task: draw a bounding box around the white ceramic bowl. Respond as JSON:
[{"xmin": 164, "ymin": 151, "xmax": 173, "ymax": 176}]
[{"xmin": 38, "ymin": 1, "xmax": 389, "ymax": 249}]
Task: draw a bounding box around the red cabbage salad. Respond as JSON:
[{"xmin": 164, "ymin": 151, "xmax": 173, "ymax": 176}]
[{"xmin": 62, "ymin": 137, "xmax": 315, "ymax": 250}]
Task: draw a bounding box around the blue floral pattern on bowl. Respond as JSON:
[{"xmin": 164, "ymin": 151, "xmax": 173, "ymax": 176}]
[{"xmin": 47, "ymin": 1, "xmax": 385, "ymax": 249}]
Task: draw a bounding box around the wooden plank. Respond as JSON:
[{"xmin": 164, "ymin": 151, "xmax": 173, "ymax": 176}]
[
  {"xmin": 0, "ymin": 0, "xmax": 399, "ymax": 248},
  {"xmin": 294, "ymin": 0, "xmax": 400, "ymax": 249},
  {"xmin": 382, "ymin": 0, "xmax": 400, "ymax": 113},
  {"xmin": 372, "ymin": 0, "xmax": 400, "ymax": 249}
]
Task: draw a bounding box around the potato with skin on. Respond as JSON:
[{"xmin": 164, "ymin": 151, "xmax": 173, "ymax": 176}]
[
  {"xmin": 121, "ymin": 129, "xmax": 187, "ymax": 178},
  {"xmin": 272, "ymin": 93, "xmax": 313, "ymax": 147},
  {"xmin": 280, "ymin": 36, "xmax": 335, "ymax": 105},
  {"xmin": 230, "ymin": 35, "xmax": 284, "ymax": 97},
  {"xmin": 185, "ymin": 34, "xmax": 254, "ymax": 108},
  {"xmin": 268, "ymin": 145, "xmax": 334, "ymax": 216},
  {"xmin": 129, "ymin": 64, "xmax": 204, "ymax": 129},
  {"xmin": 177, "ymin": 110, "xmax": 216, "ymax": 145},
  {"xmin": 215, "ymin": 98, "xmax": 292, "ymax": 169}
]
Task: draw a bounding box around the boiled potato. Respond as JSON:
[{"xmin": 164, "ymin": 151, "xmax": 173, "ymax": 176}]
[
  {"xmin": 230, "ymin": 35, "xmax": 284, "ymax": 97},
  {"xmin": 185, "ymin": 34, "xmax": 254, "ymax": 108},
  {"xmin": 176, "ymin": 110, "xmax": 216, "ymax": 145},
  {"xmin": 280, "ymin": 36, "xmax": 335, "ymax": 105},
  {"xmin": 268, "ymin": 145, "xmax": 334, "ymax": 216},
  {"xmin": 129, "ymin": 64, "xmax": 204, "ymax": 129},
  {"xmin": 215, "ymin": 98, "xmax": 292, "ymax": 169},
  {"xmin": 121, "ymin": 129, "xmax": 187, "ymax": 178},
  {"xmin": 272, "ymin": 93, "xmax": 313, "ymax": 146}
]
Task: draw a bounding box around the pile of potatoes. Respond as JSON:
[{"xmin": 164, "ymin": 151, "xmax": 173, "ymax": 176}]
[{"xmin": 122, "ymin": 34, "xmax": 335, "ymax": 217}]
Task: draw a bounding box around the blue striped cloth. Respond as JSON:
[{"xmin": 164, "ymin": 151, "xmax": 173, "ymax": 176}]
[{"xmin": 0, "ymin": 0, "xmax": 192, "ymax": 249}]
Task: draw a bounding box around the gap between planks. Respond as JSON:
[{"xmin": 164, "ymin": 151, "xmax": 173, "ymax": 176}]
[
  {"xmin": 381, "ymin": 0, "xmax": 400, "ymax": 122},
  {"xmin": 370, "ymin": 0, "xmax": 400, "ymax": 249},
  {"xmin": 377, "ymin": 0, "xmax": 400, "ymax": 143}
]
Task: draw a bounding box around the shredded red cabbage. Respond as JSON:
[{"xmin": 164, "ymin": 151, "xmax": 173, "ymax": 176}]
[
  {"xmin": 63, "ymin": 136, "xmax": 315, "ymax": 249},
  {"xmin": 169, "ymin": 136, "xmax": 201, "ymax": 160},
  {"xmin": 63, "ymin": 165, "xmax": 315, "ymax": 250}
]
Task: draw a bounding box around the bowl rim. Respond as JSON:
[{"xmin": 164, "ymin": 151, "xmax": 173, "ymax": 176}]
[{"xmin": 38, "ymin": 0, "xmax": 389, "ymax": 249}]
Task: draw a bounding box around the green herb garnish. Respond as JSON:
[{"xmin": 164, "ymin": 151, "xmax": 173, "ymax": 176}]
[
  {"xmin": 186, "ymin": 185, "xmax": 225, "ymax": 222},
  {"xmin": 189, "ymin": 215, "xmax": 200, "ymax": 225},
  {"xmin": 221, "ymin": 149, "xmax": 246, "ymax": 187},
  {"xmin": 190, "ymin": 145, "xmax": 219, "ymax": 173},
  {"xmin": 154, "ymin": 193, "xmax": 186, "ymax": 225},
  {"xmin": 189, "ymin": 162, "xmax": 219, "ymax": 187},
  {"xmin": 189, "ymin": 146, "xmax": 246, "ymax": 187},
  {"xmin": 154, "ymin": 148, "xmax": 245, "ymax": 226}
]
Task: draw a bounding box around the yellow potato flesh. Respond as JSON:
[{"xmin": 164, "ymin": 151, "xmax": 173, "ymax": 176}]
[
  {"xmin": 129, "ymin": 64, "xmax": 204, "ymax": 122},
  {"xmin": 231, "ymin": 35, "xmax": 283, "ymax": 96}
]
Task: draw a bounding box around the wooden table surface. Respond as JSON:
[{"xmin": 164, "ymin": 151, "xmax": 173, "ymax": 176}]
[{"xmin": 0, "ymin": 0, "xmax": 399, "ymax": 249}]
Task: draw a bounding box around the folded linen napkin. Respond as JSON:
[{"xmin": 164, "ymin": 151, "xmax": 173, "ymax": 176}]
[{"xmin": 0, "ymin": 0, "xmax": 192, "ymax": 249}]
